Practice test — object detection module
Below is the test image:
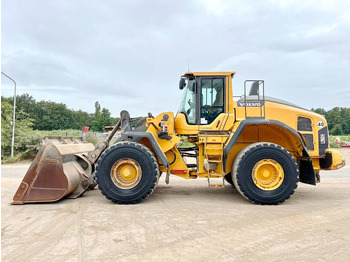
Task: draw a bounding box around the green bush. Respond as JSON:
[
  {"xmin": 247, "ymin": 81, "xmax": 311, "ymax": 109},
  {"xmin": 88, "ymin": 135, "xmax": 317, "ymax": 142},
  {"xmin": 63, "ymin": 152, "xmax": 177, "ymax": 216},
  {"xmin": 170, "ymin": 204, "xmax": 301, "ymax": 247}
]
[
  {"xmin": 84, "ymin": 132, "xmax": 99, "ymax": 146},
  {"xmin": 35, "ymin": 129, "xmax": 82, "ymax": 137}
]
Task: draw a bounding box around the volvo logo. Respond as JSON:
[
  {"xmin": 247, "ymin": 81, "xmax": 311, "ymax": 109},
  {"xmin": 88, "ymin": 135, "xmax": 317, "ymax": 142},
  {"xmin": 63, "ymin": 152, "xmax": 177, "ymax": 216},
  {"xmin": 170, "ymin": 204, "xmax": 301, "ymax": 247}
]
[{"xmin": 237, "ymin": 101, "xmax": 264, "ymax": 107}]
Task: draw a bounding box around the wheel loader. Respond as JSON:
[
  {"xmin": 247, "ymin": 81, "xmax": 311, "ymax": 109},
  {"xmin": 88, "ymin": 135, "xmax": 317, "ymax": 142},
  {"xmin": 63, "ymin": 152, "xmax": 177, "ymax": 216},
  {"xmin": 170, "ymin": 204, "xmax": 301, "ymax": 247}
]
[{"xmin": 12, "ymin": 71, "xmax": 345, "ymax": 205}]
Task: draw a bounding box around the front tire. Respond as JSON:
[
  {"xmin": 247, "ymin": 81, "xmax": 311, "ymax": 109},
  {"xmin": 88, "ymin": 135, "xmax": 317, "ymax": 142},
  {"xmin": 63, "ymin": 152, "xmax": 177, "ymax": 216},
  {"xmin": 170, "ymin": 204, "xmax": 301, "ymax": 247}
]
[
  {"xmin": 232, "ymin": 143, "xmax": 299, "ymax": 205},
  {"xmin": 96, "ymin": 141, "xmax": 159, "ymax": 204}
]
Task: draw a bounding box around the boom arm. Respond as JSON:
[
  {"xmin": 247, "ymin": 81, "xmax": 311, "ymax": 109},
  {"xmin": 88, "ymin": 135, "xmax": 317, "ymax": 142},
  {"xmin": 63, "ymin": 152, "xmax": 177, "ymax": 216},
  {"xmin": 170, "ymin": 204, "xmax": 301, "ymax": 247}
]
[{"xmin": 87, "ymin": 110, "xmax": 131, "ymax": 164}]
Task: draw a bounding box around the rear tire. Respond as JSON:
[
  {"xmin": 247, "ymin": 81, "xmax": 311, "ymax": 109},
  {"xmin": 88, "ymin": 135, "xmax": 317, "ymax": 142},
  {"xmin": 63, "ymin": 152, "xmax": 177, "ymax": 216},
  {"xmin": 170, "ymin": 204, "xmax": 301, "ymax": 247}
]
[
  {"xmin": 96, "ymin": 141, "xmax": 159, "ymax": 204},
  {"xmin": 224, "ymin": 173, "xmax": 235, "ymax": 187},
  {"xmin": 232, "ymin": 143, "xmax": 299, "ymax": 205}
]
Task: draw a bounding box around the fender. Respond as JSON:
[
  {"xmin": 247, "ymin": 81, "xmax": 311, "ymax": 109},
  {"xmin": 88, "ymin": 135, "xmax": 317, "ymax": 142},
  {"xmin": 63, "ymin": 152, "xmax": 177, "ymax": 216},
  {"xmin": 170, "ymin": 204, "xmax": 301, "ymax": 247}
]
[
  {"xmin": 224, "ymin": 118, "xmax": 315, "ymax": 185},
  {"xmin": 117, "ymin": 131, "xmax": 170, "ymax": 170}
]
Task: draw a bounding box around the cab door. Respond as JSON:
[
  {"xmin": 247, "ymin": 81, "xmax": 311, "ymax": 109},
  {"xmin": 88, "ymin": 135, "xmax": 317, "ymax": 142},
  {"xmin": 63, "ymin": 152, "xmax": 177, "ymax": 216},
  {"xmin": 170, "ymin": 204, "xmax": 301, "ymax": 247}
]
[{"xmin": 199, "ymin": 77, "xmax": 232, "ymax": 131}]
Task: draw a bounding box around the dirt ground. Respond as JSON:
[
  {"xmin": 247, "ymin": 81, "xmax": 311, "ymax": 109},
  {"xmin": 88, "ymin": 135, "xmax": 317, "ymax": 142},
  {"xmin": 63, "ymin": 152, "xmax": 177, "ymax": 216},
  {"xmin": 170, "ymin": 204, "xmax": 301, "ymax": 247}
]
[{"xmin": 1, "ymin": 148, "xmax": 350, "ymax": 262}]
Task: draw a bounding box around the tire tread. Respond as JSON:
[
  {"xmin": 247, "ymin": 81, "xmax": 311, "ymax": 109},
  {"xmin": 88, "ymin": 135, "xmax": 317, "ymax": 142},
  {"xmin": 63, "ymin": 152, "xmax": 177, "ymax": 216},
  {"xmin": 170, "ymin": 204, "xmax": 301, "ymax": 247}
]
[
  {"xmin": 232, "ymin": 142, "xmax": 299, "ymax": 205},
  {"xmin": 96, "ymin": 141, "xmax": 159, "ymax": 204}
]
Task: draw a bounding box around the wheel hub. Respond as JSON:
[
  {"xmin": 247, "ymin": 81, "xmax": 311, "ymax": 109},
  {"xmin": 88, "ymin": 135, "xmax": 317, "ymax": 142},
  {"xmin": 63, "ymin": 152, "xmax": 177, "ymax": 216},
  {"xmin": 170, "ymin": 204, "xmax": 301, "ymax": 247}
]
[
  {"xmin": 252, "ymin": 159, "xmax": 284, "ymax": 191},
  {"xmin": 110, "ymin": 158, "xmax": 142, "ymax": 189}
]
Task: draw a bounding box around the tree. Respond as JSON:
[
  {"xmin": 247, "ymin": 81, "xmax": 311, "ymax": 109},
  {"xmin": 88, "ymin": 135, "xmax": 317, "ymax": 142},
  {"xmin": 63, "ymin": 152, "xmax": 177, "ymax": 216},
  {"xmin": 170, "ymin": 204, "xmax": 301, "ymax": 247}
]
[
  {"xmin": 94, "ymin": 101, "xmax": 101, "ymax": 117},
  {"xmin": 312, "ymin": 107, "xmax": 350, "ymax": 135},
  {"xmin": 340, "ymin": 108, "xmax": 350, "ymax": 134},
  {"xmin": 2, "ymin": 95, "xmax": 120, "ymax": 131},
  {"xmin": 71, "ymin": 110, "xmax": 94, "ymax": 130},
  {"xmin": 1, "ymin": 101, "xmax": 40, "ymax": 159},
  {"xmin": 90, "ymin": 107, "xmax": 113, "ymax": 131},
  {"xmin": 311, "ymin": 108, "xmax": 326, "ymax": 116},
  {"xmin": 33, "ymin": 101, "xmax": 72, "ymax": 130},
  {"xmin": 1, "ymin": 102, "xmax": 13, "ymax": 156},
  {"xmin": 2, "ymin": 94, "xmax": 98, "ymax": 131},
  {"xmin": 330, "ymin": 124, "xmax": 343, "ymax": 135}
]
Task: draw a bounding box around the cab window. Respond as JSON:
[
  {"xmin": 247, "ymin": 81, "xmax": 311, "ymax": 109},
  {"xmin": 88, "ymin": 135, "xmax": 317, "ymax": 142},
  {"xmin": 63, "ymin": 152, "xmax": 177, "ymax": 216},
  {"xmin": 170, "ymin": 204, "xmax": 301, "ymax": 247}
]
[
  {"xmin": 200, "ymin": 78, "xmax": 224, "ymax": 124},
  {"xmin": 178, "ymin": 79, "xmax": 197, "ymax": 124}
]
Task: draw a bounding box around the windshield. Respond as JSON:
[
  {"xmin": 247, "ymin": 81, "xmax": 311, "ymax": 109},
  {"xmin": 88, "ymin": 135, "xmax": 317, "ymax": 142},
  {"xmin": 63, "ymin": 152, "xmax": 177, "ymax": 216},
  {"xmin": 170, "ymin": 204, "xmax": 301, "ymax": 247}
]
[{"xmin": 178, "ymin": 79, "xmax": 197, "ymax": 124}]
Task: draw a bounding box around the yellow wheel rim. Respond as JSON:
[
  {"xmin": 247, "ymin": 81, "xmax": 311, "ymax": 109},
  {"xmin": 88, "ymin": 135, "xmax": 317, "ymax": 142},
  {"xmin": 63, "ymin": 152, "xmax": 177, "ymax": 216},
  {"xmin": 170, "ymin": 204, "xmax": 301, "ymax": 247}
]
[
  {"xmin": 110, "ymin": 158, "xmax": 142, "ymax": 189},
  {"xmin": 251, "ymin": 159, "xmax": 284, "ymax": 191}
]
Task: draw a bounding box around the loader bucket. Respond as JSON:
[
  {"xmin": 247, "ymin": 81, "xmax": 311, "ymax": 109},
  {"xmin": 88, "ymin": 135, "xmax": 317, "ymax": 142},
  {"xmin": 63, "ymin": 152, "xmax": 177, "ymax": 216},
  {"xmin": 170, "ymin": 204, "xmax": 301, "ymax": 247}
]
[{"xmin": 12, "ymin": 142, "xmax": 95, "ymax": 204}]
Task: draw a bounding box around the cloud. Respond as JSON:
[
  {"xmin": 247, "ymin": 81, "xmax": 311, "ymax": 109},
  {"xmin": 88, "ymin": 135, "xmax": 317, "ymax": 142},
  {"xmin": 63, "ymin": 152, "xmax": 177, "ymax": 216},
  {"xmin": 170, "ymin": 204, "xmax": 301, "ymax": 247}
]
[{"xmin": 2, "ymin": 0, "xmax": 350, "ymax": 117}]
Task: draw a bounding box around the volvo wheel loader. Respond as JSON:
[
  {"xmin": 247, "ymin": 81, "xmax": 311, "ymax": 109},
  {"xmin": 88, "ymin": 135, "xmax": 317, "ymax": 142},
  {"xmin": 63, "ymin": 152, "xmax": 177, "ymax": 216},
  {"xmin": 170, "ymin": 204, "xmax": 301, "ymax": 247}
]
[{"xmin": 12, "ymin": 72, "xmax": 345, "ymax": 205}]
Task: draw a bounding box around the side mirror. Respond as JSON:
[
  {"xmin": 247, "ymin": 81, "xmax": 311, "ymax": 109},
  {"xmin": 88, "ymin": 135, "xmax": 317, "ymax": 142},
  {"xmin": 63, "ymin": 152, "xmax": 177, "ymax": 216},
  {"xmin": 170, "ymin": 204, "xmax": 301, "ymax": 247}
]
[{"xmin": 179, "ymin": 78, "xmax": 186, "ymax": 90}]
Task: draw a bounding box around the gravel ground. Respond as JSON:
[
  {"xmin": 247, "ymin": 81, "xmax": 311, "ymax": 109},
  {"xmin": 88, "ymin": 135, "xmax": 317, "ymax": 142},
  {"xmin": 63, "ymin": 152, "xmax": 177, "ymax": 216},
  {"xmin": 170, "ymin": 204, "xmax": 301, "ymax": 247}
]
[{"xmin": 1, "ymin": 148, "xmax": 350, "ymax": 262}]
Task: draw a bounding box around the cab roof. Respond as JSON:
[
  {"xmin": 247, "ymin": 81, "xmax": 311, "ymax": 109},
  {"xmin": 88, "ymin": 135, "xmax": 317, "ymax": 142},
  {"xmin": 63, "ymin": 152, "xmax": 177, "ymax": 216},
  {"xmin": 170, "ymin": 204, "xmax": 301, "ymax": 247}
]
[{"xmin": 184, "ymin": 71, "xmax": 236, "ymax": 77}]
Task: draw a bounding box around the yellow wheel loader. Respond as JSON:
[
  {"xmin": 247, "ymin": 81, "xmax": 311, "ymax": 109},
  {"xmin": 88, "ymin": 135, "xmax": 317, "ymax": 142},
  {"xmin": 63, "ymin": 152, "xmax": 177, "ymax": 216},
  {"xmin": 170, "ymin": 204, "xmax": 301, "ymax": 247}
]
[{"xmin": 12, "ymin": 72, "xmax": 345, "ymax": 205}]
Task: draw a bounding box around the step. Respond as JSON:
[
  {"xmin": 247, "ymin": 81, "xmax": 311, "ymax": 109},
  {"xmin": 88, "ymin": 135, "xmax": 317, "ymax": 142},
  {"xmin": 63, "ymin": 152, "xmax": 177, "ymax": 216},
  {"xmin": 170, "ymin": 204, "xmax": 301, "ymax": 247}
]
[
  {"xmin": 208, "ymin": 172, "xmax": 223, "ymax": 177},
  {"xmin": 207, "ymin": 177, "xmax": 225, "ymax": 189},
  {"xmin": 207, "ymin": 159, "xmax": 222, "ymax": 163},
  {"xmin": 209, "ymin": 184, "xmax": 224, "ymax": 189},
  {"xmin": 207, "ymin": 155, "xmax": 222, "ymax": 160}
]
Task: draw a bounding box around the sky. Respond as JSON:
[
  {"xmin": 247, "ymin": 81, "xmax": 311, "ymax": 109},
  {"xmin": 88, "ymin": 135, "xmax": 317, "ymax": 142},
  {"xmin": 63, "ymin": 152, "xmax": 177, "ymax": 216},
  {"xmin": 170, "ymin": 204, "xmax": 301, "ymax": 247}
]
[{"xmin": 2, "ymin": 0, "xmax": 350, "ymax": 117}]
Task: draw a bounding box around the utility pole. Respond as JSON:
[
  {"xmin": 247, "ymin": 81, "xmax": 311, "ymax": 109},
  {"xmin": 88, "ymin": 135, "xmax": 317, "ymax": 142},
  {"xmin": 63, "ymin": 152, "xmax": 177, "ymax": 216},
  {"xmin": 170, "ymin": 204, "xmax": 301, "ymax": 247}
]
[{"xmin": 1, "ymin": 72, "xmax": 17, "ymax": 158}]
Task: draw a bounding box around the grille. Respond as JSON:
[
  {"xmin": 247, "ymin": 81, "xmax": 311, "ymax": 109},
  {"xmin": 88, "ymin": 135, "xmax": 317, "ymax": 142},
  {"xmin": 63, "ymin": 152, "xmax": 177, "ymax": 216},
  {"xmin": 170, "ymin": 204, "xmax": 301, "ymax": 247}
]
[
  {"xmin": 303, "ymin": 134, "xmax": 314, "ymax": 150},
  {"xmin": 298, "ymin": 117, "xmax": 312, "ymax": 131}
]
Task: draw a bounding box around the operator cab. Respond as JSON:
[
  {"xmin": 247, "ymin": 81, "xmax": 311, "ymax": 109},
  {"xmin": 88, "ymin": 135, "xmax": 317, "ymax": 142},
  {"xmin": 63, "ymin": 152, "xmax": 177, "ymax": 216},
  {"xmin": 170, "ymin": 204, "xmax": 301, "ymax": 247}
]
[{"xmin": 175, "ymin": 72, "xmax": 235, "ymax": 134}]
